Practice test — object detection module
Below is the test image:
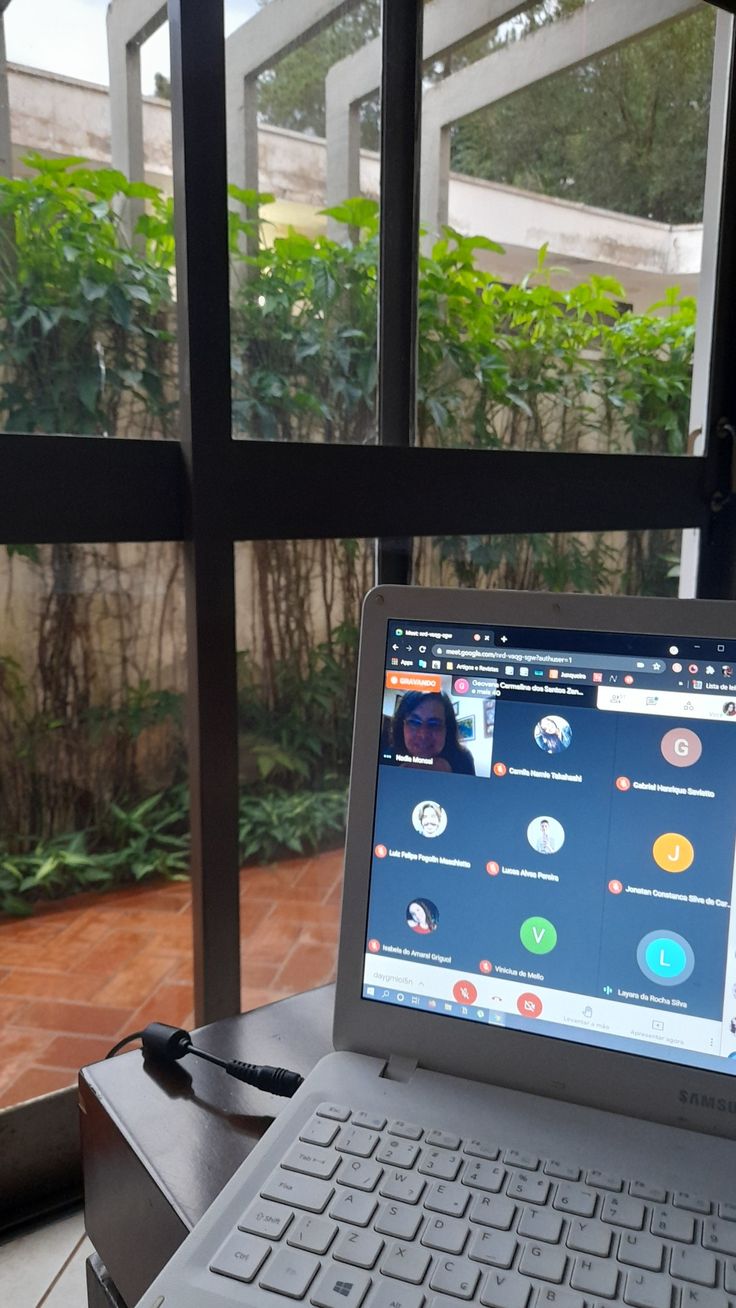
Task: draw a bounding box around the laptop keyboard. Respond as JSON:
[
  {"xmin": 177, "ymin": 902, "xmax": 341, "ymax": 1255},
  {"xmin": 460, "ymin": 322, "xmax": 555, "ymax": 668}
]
[{"xmin": 208, "ymin": 1103, "xmax": 736, "ymax": 1308}]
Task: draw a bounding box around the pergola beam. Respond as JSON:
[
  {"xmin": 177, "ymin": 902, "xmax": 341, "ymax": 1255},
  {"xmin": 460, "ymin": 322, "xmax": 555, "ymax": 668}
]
[
  {"xmin": 325, "ymin": 0, "xmax": 528, "ymax": 234},
  {"xmin": 421, "ymin": 0, "xmax": 701, "ymax": 235}
]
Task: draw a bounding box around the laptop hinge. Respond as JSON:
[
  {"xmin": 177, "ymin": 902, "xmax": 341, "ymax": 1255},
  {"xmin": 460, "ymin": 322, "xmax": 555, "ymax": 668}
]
[{"xmin": 381, "ymin": 1053, "xmax": 419, "ymax": 1083}]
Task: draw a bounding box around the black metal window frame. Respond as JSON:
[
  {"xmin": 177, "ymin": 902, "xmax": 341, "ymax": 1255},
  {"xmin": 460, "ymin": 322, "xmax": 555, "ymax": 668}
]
[{"xmin": 2, "ymin": 0, "xmax": 736, "ymax": 1222}]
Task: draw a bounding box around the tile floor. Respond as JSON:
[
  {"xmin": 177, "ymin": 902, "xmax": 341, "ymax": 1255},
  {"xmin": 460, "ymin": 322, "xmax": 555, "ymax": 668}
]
[
  {"xmin": 0, "ymin": 1207, "xmax": 91, "ymax": 1308},
  {"xmin": 0, "ymin": 847, "xmax": 343, "ymax": 1109}
]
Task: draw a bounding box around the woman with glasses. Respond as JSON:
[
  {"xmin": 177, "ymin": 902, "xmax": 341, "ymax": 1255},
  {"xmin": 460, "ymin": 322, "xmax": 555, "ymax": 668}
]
[{"xmin": 391, "ymin": 691, "xmax": 476, "ymax": 775}]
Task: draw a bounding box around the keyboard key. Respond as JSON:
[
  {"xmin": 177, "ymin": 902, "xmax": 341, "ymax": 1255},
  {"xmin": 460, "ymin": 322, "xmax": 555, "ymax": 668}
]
[
  {"xmin": 259, "ymin": 1246, "xmax": 320, "ymax": 1298},
  {"xmin": 507, "ymin": 1173, "xmax": 550, "ymax": 1206},
  {"xmin": 419, "ymin": 1150, "xmax": 462, "ymax": 1181},
  {"xmin": 543, "ymin": 1161, "xmax": 580, "ymax": 1183},
  {"xmin": 334, "ymin": 1228, "xmax": 384, "ymax": 1270},
  {"xmin": 262, "ymin": 1170, "xmax": 334, "ymax": 1214},
  {"xmin": 354, "ymin": 1112, "xmax": 387, "ymax": 1131},
  {"xmin": 338, "ymin": 1127, "xmax": 381, "ymax": 1158},
  {"xmin": 284, "ymin": 1144, "xmax": 341, "ymax": 1180},
  {"xmin": 680, "ymin": 1291, "xmax": 730, "ymax": 1308},
  {"xmin": 566, "ymin": 1219, "xmax": 612, "ymax": 1258},
  {"xmin": 424, "ymin": 1181, "xmax": 470, "ymax": 1218},
  {"xmin": 553, "ymin": 1184, "xmax": 597, "ymax": 1218},
  {"xmin": 388, "ymin": 1120, "xmax": 423, "ymax": 1141},
  {"xmin": 585, "ymin": 1169, "xmax": 623, "ymax": 1193},
  {"xmin": 421, "ymin": 1214, "xmax": 469, "ymax": 1255},
  {"xmin": 479, "ymin": 1269, "xmax": 531, "ymax": 1308},
  {"xmin": 426, "ymin": 1129, "xmax": 461, "ymax": 1150},
  {"xmin": 570, "ymin": 1254, "xmax": 619, "ymax": 1298},
  {"xmin": 724, "ymin": 1260, "xmax": 736, "ymax": 1293},
  {"xmin": 370, "ymin": 1283, "xmax": 424, "ymax": 1308},
  {"xmin": 702, "ymin": 1217, "xmax": 736, "ymax": 1256},
  {"xmin": 517, "ymin": 1206, "xmax": 563, "ymax": 1244},
  {"xmin": 380, "ymin": 1170, "xmax": 426, "ymax": 1205},
  {"xmin": 623, "ymin": 1271, "xmax": 672, "ymax": 1308},
  {"xmin": 650, "ymin": 1205, "xmax": 695, "ymax": 1244},
  {"xmin": 468, "ymin": 1229, "xmax": 517, "ymax": 1268},
  {"xmin": 301, "ymin": 1116, "xmax": 340, "ymax": 1148},
  {"xmin": 381, "ymin": 1241, "xmax": 431, "ymax": 1284},
  {"xmin": 318, "ymin": 1103, "xmax": 352, "ymax": 1122},
  {"xmin": 629, "ymin": 1180, "xmax": 667, "ymax": 1204},
  {"xmin": 670, "ymin": 1244, "xmax": 717, "ymax": 1286},
  {"xmin": 617, "ymin": 1232, "xmax": 664, "ymax": 1272},
  {"xmin": 288, "ymin": 1215, "xmax": 337, "ymax": 1255},
  {"xmin": 601, "ymin": 1193, "xmax": 645, "ymax": 1230},
  {"xmin": 719, "ymin": 1202, "xmax": 736, "ymax": 1223},
  {"xmin": 338, "ymin": 1157, "xmax": 383, "ymax": 1192},
  {"xmin": 376, "ymin": 1139, "xmax": 421, "ymax": 1170},
  {"xmin": 674, "ymin": 1192, "xmax": 711, "ymax": 1215},
  {"xmin": 238, "ymin": 1198, "xmax": 294, "ymax": 1240},
  {"xmin": 311, "ymin": 1262, "xmax": 372, "ymax": 1308},
  {"xmin": 504, "ymin": 1149, "xmax": 539, "ymax": 1171},
  {"xmin": 518, "ymin": 1243, "xmax": 567, "ymax": 1284},
  {"xmin": 375, "ymin": 1202, "xmax": 424, "ymax": 1242},
  {"xmin": 470, "ymin": 1194, "xmax": 517, "ymax": 1230},
  {"xmin": 465, "ymin": 1139, "xmax": 500, "ymax": 1161},
  {"xmin": 210, "ymin": 1230, "xmax": 271, "ymax": 1284},
  {"xmin": 330, "ymin": 1191, "xmax": 378, "ymax": 1227},
  {"xmin": 534, "ymin": 1289, "xmax": 584, "ymax": 1308},
  {"xmin": 463, "ymin": 1160, "xmax": 506, "ymax": 1193},
  {"xmin": 429, "ymin": 1255, "xmax": 480, "ymax": 1299}
]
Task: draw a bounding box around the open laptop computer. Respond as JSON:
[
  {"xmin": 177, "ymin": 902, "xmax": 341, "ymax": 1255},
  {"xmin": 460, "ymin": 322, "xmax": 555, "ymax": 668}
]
[{"xmin": 136, "ymin": 585, "xmax": 736, "ymax": 1308}]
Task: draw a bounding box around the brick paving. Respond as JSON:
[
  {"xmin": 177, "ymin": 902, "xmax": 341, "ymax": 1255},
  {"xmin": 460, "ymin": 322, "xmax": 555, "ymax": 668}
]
[{"xmin": 0, "ymin": 848, "xmax": 343, "ymax": 1109}]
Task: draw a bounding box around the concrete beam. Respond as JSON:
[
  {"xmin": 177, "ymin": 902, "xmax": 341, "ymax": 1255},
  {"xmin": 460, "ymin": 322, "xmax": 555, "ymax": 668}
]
[
  {"xmin": 421, "ymin": 0, "xmax": 701, "ymax": 236},
  {"xmin": 325, "ymin": 0, "xmax": 528, "ymax": 234},
  {"xmin": 0, "ymin": 9, "xmax": 11, "ymax": 177},
  {"xmin": 225, "ymin": 0, "xmax": 360, "ymax": 212},
  {"xmin": 107, "ymin": 0, "xmax": 166, "ymax": 238}
]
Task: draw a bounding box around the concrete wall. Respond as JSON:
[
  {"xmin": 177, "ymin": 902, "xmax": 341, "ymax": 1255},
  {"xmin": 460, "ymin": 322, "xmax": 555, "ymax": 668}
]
[{"xmin": 6, "ymin": 62, "xmax": 702, "ymax": 311}]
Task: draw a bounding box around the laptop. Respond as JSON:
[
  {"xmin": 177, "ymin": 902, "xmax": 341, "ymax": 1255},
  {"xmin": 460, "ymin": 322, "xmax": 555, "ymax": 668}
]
[{"xmin": 136, "ymin": 585, "xmax": 736, "ymax": 1308}]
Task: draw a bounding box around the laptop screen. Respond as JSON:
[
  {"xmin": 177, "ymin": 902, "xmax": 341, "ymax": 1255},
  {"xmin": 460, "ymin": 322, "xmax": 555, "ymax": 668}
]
[{"xmin": 362, "ymin": 614, "xmax": 736, "ymax": 1078}]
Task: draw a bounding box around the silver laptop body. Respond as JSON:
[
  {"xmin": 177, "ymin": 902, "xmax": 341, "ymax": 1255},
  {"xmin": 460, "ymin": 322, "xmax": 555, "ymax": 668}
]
[{"xmin": 136, "ymin": 587, "xmax": 736, "ymax": 1308}]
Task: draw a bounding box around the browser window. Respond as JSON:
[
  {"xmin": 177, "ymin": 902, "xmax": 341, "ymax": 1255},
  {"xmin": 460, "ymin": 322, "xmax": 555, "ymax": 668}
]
[{"xmin": 363, "ymin": 619, "xmax": 736, "ymax": 1077}]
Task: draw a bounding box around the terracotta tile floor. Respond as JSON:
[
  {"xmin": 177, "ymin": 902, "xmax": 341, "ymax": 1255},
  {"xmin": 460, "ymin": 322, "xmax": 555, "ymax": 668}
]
[{"xmin": 0, "ymin": 848, "xmax": 344, "ymax": 1109}]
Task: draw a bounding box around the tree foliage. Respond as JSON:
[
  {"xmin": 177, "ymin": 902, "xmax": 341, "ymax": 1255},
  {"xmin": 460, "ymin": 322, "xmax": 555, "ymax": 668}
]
[
  {"xmin": 256, "ymin": 0, "xmax": 380, "ymax": 144},
  {"xmin": 451, "ymin": 4, "xmax": 716, "ymax": 224}
]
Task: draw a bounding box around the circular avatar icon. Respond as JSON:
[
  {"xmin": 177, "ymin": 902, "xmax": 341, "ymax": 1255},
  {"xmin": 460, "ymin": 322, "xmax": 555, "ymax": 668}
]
[
  {"xmin": 615, "ymin": 776, "xmax": 631, "ymax": 792},
  {"xmin": 652, "ymin": 832, "xmax": 694, "ymax": 874},
  {"xmin": 534, "ymin": 715, "xmax": 572, "ymax": 755},
  {"xmin": 374, "ymin": 844, "xmax": 388, "ymax": 859},
  {"xmin": 412, "ymin": 800, "xmax": 447, "ymax": 839},
  {"xmin": 368, "ymin": 938, "xmax": 381, "ymax": 953},
  {"xmin": 520, "ymin": 916, "xmax": 558, "ymax": 955},
  {"xmin": 637, "ymin": 931, "xmax": 695, "ymax": 986},
  {"xmin": 486, "ymin": 860, "xmax": 500, "ymax": 876},
  {"xmin": 660, "ymin": 728, "xmax": 702, "ymax": 768},
  {"xmin": 527, "ymin": 815, "xmax": 565, "ymax": 855},
  {"xmin": 608, "ymin": 879, "xmax": 623, "ymax": 895},
  {"xmin": 406, "ymin": 898, "xmax": 439, "ymax": 935}
]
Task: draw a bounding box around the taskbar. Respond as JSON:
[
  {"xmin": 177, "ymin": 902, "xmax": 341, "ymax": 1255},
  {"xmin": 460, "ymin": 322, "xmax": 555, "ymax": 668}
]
[{"xmin": 362, "ymin": 957, "xmax": 736, "ymax": 1077}]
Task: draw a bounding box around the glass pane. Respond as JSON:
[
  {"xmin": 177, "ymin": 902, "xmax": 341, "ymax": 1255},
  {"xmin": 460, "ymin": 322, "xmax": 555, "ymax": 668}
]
[
  {"xmin": 1, "ymin": 3, "xmax": 178, "ymax": 438},
  {"xmin": 418, "ymin": 1, "xmax": 716, "ymax": 455},
  {"xmin": 413, "ymin": 531, "xmax": 683, "ymax": 598},
  {"xmin": 227, "ymin": 1, "xmax": 381, "ymax": 443},
  {"xmin": 0, "ymin": 542, "xmax": 190, "ymax": 1109},
  {"xmin": 235, "ymin": 538, "xmax": 374, "ymax": 1008}
]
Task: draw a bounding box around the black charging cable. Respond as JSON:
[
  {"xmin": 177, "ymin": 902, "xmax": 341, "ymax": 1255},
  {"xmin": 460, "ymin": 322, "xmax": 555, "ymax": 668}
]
[{"xmin": 106, "ymin": 1021, "xmax": 304, "ymax": 1098}]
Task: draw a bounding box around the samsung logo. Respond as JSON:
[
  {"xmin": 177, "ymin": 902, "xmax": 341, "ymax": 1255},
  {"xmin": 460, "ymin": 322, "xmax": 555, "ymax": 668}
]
[{"xmin": 679, "ymin": 1090, "xmax": 736, "ymax": 1113}]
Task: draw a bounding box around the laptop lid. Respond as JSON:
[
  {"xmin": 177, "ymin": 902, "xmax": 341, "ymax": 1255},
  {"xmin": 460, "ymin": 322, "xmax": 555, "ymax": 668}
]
[{"xmin": 334, "ymin": 586, "xmax": 736, "ymax": 1139}]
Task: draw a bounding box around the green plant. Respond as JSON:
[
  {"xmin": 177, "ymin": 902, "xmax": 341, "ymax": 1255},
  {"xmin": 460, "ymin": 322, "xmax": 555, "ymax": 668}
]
[
  {"xmin": 238, "ymin": 789, "xmax": 347, "ymax": 863},
  {"xmin": 0, "ymin": 154, "xmax": 175, "ymax": 436}
]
